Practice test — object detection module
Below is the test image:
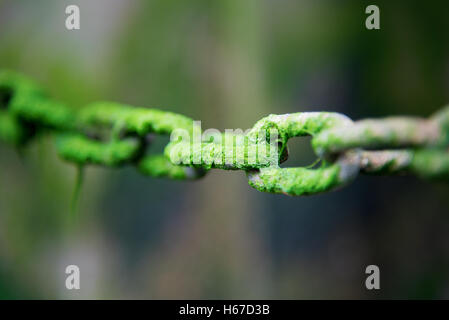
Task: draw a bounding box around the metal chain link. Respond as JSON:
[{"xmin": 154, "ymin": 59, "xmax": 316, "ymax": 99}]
[{"xmin": 1, "ymin": 70, "xmax": 448, "ymax": 196}]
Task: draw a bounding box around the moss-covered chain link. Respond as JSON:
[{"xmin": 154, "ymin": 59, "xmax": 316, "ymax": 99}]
[
  {"xmin": 0, "ymin": 70, "xmax": 204, "ymax": 180},
  {"xmin": 1, "ymin": 70, "xmax": 448, "ymax": 196},
  {"xmin": 245, "ymin": 109, "xmax": 449, "ymax": 195}
]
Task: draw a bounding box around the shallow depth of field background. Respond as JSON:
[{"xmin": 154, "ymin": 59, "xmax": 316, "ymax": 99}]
[{"xmin": 1, "ymin": 0, "xmax": 449, "ymax": 299}]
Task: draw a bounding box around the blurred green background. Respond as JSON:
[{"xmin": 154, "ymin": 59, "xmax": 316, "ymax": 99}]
[{"xmin": 1, "ymin": 0, "xmax": 449, "ymax": 299}]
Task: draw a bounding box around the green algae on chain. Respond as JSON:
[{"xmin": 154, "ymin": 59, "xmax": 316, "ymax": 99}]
[
  {"xmin": 312, "ymin": 106, "xmax": 449, "ymax": 156},
  {"xmin": 247, "ymin": 165, "xmax": 341, "ymax": 196},
  {"xmin": 55, "ymin": 133, "xmax": 141, "ymax": 167},
  {"xmin": 0, "ymin": 70, "xmax": 44, "ymax": 99},
  {"xmin": 0, "ymin": 70, "xmax": 77, "ymax": 145},
  {"xmin": 358, "ymin": 150, "xmax": 413, "ymax": 174},
  {"xmin": 10, "ymin": 94, "xmax": 76, "ymax": 131},
  {"xmin": 246, "ymin": 151, "xmax": 360, "ymax": 196},
  {"xmin": 410, "ymin": 149, "xmax": 449, "ymax": 180},
  {"xmin": 247, "ymin": 112, "xmax": 353, "ymax": 159},
  {"xmin": 2, "ymin": 69, "xmax": 449, "ymax": 197},
  {"xmin": 138, "ymin": 154, "xmax": 206, "ymax": 180},
  {"xmin": 165, "ymin": 112, "xmax": 351, "ymax": 171},
  {"xmin": 72, "ymin": 101, "xmax": 199, "ymax": 178},
  {"xmin": 329, "ymin": 148, "xmax": 449, "ymax": 180},
  {"xmin": 165, "ymin": 132, "xmax": 283, "ymax": 170},
  {"xmin": 431, "ymin": 105, "xmax": 449, "ymax": 144},
  {"xmin": 78, "ymin": 101, "xmax": 194, "ymax": 136},
  {"xmin": 248, "ymin": 112, "xmax": 353, "ymax": 138},
  {"xmin": 0, "ymin": 70, "xmax": 44, "ymax": 145}
]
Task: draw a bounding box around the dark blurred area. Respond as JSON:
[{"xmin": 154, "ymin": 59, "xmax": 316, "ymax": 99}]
[{"xmin": 0, "ymin": 0, "xmax": 449, "ymax": 299}]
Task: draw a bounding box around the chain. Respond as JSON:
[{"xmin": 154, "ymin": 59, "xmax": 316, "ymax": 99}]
[{"xmin": 1, "ymin": 70, "xmax": 448, "ymax": 196}]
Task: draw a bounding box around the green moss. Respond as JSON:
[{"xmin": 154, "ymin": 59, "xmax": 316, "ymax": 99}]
[
  {"xmin": 165, "ymin": 132, "xmax": 279, "ymax": 170},
  {"xmin": 312, "ymin": 116, "xmax": 448, "ymax": 156},
  {"xmin": 55, "ymin": 133, "xmax": 141, "ymax": 166},
  {"xmin": 432, "ymin": 105, "xmax": 449, "ymax": 144},
  {"xmin": 0, "ymin": 70, "xmax": 43, "ymax": 145},
  {"xmin": 247, "ymin": 164, "xmax": 341, "ymax": 196},
  {"xmin": 79, "ymin": 101, "xmax": 194, "ymax": 136},
  {"xmin": 138, "ymin": 154, "xmax": 206, "ymax": 179},
  {"xmin": 2, "ymin": 69, "xmax": 449, "ymax": 196},
  {"xmin": 248, "ymin": 112, "xmax": 352, "ymax": 158},
  {"xmin": 10, "ymin": 94, "xmax": 76, "ymax": 131},
  {"xmin": 359, "ymin": 150, "xmax": 412, "ymax": 175},
  {"xmin": 0, "ymin": 111, "xmax": 29, "ymax": 145},
  {"xmin": 0, "ymin": 70, "xmax": 76, "ymax": 146},
  {"xmin": 410, "ymin": 149, "xmax": 449, "ymax": 180},
  {"xmin": 166, "ymin": 112, "xmax": 350, "ymax": 172},
  {"xmin": 0, "ymin": 70, "xmax": 44, "ymax": 99}
]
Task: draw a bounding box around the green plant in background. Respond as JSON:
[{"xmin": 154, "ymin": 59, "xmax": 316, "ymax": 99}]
[{"xmin": 1, "ymin": 70, "xmax": 448, "ymax": 197}]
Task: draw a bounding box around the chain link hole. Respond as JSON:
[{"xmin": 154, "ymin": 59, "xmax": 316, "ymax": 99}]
[{"xmin": 280, "ymin": 136, "xmax": 320, "ymax": 168}]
